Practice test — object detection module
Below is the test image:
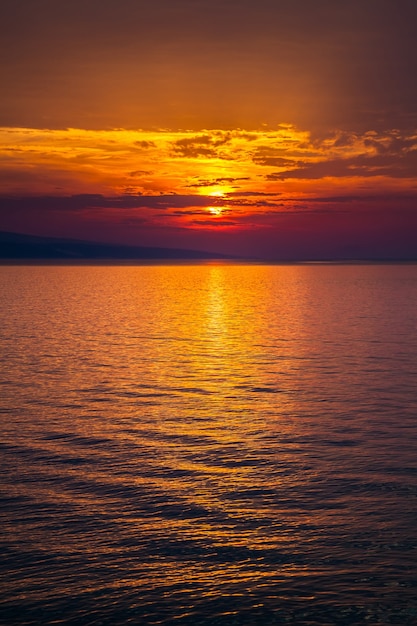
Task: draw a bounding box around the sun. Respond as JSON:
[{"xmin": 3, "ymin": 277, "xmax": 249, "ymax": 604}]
[
  {"xmin": 207, "ymin": 190, "xmax": 226, "ymax": 217},
  {"xmin": 208, "ymin": 206, "xmax": 224, "ymax": 216}
]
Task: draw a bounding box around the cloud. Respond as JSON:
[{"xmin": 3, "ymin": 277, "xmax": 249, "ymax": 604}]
[
  {"xmin": 296, "ymin": 193, "xmax": 417, "ymax": 204},
  {"xmin": 227, "ymin": 198, "xmax": 284, "ymax": 209},
  {"xmin": 186, "ymin": 176, "xmax": 250, "ymax": 188},
  {"xmin": 133, "ymin": 140, "xmax": 156, "ymax": 149},
  {"xmin": 1, "ymin": 125, "xmax": 416, "ymax": 250},
  {"xmin": 225, "ymin": 191, "xmax": 279, "ymax": 197},
  {"xmin": 171, "ymin": 132, "xmax": 232, "ymax": 158},
  {"xmin": 0, "ymin": 193, "xmax": 217, "ymax": 213},
  {"xmin": 267, "ymin": 150, "xmax": 417, "ymax": 180},
  {"xmin": 252, "ymin": 156, "xmax": 303, "ymax": 167},
  {"xmin": 128, "ymin": 170, "xmax": 153, "ymax": 177},
  {"xmin": 189, "ymin": 219, "xmax": 238, "ymax": 227}
]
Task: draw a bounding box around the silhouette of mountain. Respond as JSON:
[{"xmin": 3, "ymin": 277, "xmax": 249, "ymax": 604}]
[{"xmin": 0, "ymin": 231, "xmax": 234, "ymax": 260}]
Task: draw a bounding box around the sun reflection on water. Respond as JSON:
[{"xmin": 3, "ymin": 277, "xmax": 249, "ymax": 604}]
[{"xmin": 1, "ymin": 264, "xmax": 417, "ymax": 624}]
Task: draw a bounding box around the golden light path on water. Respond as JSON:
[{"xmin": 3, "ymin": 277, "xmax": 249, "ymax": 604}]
[{"xmin": 1, "ymin": 263, "xmax": 417, "ymax": 624}]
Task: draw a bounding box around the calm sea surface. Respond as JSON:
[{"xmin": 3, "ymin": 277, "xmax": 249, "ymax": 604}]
[{"xmin": 1, "ymin": 263, "xmax": 417, "ymax": 625}]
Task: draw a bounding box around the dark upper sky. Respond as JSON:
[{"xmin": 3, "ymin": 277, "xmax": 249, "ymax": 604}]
[
  {"xmin": 0, "ymin": 0, "xmax": 416, "ymax": 258},
  {"xmin": 2, "ymin": 0, "xmax": 416, "ymax": 132}
]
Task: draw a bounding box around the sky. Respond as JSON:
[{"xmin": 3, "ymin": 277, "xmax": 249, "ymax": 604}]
[{"xmin": 1, "ymin": 0, "xmax": 416, "ymax": 259}]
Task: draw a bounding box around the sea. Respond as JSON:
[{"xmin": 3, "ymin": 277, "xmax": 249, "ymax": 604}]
[{"xmin": 1, "ymin": 262, "xmax": 417, "ymax": 625}]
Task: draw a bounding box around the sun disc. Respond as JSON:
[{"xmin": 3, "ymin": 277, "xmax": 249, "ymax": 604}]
[{"xmin": 208, "ymin": 206, "xmax": 223, "ymax": 216}]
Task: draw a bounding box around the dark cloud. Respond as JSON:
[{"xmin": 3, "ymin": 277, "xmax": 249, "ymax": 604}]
[
  {"xmin": 186, "ymin": 177, "xmax": 250, "ymax": 188},
  {"xmin": 253, "ymin": 156, "xmax": 303, "ymax": 167},
  {"xmin": 267, "ymin": 150, "xmax": 417, "ymax": 180},
  {"xmin": 170, "ymin": 209, "xmax": 211, "ymax": 216},
  {"xmin": 252, "ymin": 145, "xmax": 318, "ymax": 164},
  {"xmin": 296, "ymin": 193, "xmax": 417, "ymax": 204},
  {"xmin": 0, "ymin": 193, "xmax": 216, "ymax": 213},
  {"xmin": 225, "ymin": 191, "xmax": 279, "ymax": 197},
  {"xmin": 133, "ymin": 140, "xmax": 156, "ymax": 149},
  {"xmin": 128, "ymin": 170, "xmax": 153, "ymax": 177},
  {"xmin": 172, "ymin": 133, "xmax": 232, "ymax": 158},
  {"xmin": 190, "ymin": 219, "xmax": 238, "ymax": 227},
  {"xmin": 227, "ymin": 198, "xmax": 284, "ymax": 209}
]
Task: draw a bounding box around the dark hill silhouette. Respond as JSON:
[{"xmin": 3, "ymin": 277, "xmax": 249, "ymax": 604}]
[{"xmin": 0, "ymin": 231, "xmax": 234, "ymax": 260}]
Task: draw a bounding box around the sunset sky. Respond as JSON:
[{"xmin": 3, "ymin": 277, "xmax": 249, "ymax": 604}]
[{"xmin": 1, "ymin": 0, "xmax": 416, "ymax": 259}]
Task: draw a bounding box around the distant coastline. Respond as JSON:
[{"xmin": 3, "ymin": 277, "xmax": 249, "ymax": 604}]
[
  {"xmin": 0, "ymin": 231, "xmax": 416, "ymax": 263},
  {"xmin": 0, "ymin": 231, "xmax": 234, "ymax": 262}
]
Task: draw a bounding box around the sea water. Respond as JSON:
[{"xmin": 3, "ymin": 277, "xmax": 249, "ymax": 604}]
[{"xmin": 1, "ymin": 263, "xmax": 417, "ymax": 625}]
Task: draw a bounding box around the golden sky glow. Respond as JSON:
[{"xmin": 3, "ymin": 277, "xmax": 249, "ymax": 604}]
[
  {"xmin": 1, "ymin": 0, "xmax": 416, "ymax": 258},
  {"xmin": 1, "ymin": 125, "xmax": 416, "ymax": 233}
]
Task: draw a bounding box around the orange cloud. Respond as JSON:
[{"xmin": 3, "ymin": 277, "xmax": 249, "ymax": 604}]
[{"xmin": 0, "ymin": 124, "xmax": 416, "ymax": 238}]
